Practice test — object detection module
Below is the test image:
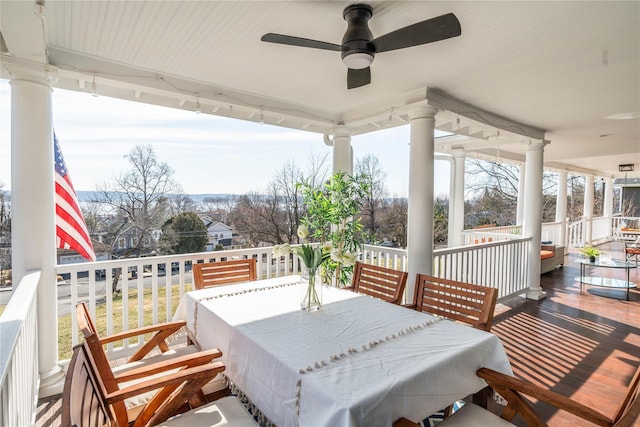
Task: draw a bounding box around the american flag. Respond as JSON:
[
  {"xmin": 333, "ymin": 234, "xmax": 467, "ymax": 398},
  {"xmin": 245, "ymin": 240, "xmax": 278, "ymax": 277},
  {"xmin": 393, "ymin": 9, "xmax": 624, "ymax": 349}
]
[{"xmin": 54, "ymin": 132, "xmax": 96, "ymax": 261}]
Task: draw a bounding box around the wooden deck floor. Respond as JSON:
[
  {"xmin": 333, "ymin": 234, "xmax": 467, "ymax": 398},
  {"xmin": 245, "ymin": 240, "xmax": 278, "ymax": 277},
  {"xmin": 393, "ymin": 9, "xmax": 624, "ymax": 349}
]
[
  {"xmin": 489, "ymin": 242, "xmax": 640, "ymax": 426},
  {"xmin": 36, "ymin": 241, "xmax": 640, "ymax": 426}
]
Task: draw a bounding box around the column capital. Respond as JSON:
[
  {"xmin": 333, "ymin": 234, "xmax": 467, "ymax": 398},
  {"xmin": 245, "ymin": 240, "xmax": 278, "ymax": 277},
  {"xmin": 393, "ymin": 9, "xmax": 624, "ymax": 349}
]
[
  {"xmin": 522, "ymin": 139, "xmax": 550, "ymax": 152},
  {"xmin": 333, "ymin": 124, "xmax": 352, "ymax": 139},
  {"xmin": 407, "ymin": 102, "xmax": 438, "ymax": 120},
  {"xmin": 2, "ymin": 56, "xmax": 57, "ymax": 87},
  {"xmin": 449, "ymin": 147, "xmax": 466, "ymax": 158}
]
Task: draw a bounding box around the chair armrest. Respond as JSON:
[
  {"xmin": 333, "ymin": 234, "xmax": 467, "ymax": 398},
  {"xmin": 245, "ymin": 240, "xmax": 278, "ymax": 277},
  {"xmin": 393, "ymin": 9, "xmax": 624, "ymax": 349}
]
[
  {"xmin": 108, "ymin": 361, "xmax": 225, "ymax": 403},
  {"xmin": 109, "ymin": 362, "xmax": 226, "ymax": 427},
  {"xmin": 114, "ymin": 348, "xmax": 222, "ymax": 383},
  {"xmin": 100, "ymin": 321, "xmax": 187, "ymax": 362},
  {"xmin": 476, "ymin": 368, "xmax": 611, "ymax": 425},
  {"xmin": 99, "ymin": 320, "xmax": 186, "ymax": 344}
]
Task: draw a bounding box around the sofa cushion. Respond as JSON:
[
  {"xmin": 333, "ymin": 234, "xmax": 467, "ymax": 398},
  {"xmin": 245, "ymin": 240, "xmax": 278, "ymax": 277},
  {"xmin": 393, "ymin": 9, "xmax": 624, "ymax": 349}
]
[{"xmin": 540, "ymin": 250, "xmax": 555, "ymax": 260}]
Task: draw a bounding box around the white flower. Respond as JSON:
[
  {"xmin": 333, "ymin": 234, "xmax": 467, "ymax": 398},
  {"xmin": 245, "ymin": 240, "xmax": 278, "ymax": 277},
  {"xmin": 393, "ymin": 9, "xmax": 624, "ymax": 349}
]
[
  {"xmin": 272, "ymin": 244, "xmax": 282, "ymax": 257},
  {"xmin": 281, "ymin": 243, "xmax": 292, "ymax": 255},
  {"xmin": 330, "ymin": 248, "xmax": 342, "ymax": 263},
  {"xmin": 341, "ymin": 252, "xmax": 356, "ymax": 267},
  {"xmin": 321, "ymin": 241, "xmax": 333, "ymax": 252},
  {"xmin": 297, "ymin": 224, "xmax": 309, "ymax": 239},
  {"xmin": 273, "ymin": 243, "xmax": 292, "ymax": 257}
]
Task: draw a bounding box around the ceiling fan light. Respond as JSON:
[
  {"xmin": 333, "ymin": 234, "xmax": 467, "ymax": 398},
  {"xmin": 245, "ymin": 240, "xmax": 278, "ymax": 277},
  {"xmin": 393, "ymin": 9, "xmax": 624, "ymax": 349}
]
[{"xmin": 342, "ymin": 52, "xmax": 373, "ymax": 69}]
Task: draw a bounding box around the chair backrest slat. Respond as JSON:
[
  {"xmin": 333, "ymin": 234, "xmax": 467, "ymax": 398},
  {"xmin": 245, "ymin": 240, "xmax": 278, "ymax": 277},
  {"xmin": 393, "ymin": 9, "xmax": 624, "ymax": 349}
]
[
  {"xmin": 414, "ymin": 274, "xmax": 498, "ymax": 332},
  {"xmin": 76, "ymin": 303, "xmax": 129, "ymax": 425},
  {"xmin": 62, "ymin": 343, "xmax": 115, "ymax": 427},
  {"xmin": 193, "ymin": 259, "xmax": 257, "ymax": 290},
  {"xmin": 352, "ymin": 262, "xmax": 408, "ymax": 304}
]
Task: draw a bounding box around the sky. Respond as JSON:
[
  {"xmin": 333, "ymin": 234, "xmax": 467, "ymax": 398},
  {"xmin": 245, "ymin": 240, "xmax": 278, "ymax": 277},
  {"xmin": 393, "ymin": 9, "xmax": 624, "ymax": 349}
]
[{"xmin": 0, "ymin": 79, "xmax": 450, "ymax": 197}]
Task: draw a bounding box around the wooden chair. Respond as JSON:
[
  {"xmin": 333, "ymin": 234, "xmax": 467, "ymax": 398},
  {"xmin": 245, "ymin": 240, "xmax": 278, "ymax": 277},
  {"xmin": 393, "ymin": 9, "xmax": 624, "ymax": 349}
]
[
  {"xmin": 477, "ymin": 366, "xmax": 640, "ymax": 427},
  {"xmin": 624, "ymin": 241, "xmax": 640, "ymax": 264},
  {"xmin": 412, "ymin": 274, "xmax": 498, "ymax": 332},
  {"xmin": 345, "ymin": 261, "xmax": 408, "ymax": 304},
  {"xmin": 77, "ymin": 302, "xmax": 198, "ymax": 364},
  {"xmin": 63, "ymin": 342, "xmax": 259, "ymax": 427},
  {"xmin": 193, "ymin": 258, "xmax": 257, "ymax": 290},
  {"xmin": 77, "ymin": 303, "xmax": 225, "ymax": 426},
  {"xmin": 395, "ymin": 365, "xmax": 640, "ymax": 427}
]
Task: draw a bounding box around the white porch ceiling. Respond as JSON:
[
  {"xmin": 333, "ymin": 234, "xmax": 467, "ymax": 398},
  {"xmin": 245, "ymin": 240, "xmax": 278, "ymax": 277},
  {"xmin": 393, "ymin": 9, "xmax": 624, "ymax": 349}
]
[{"xmin": 1, "ymin": 1, "xmax": 638, "ymax": 179}]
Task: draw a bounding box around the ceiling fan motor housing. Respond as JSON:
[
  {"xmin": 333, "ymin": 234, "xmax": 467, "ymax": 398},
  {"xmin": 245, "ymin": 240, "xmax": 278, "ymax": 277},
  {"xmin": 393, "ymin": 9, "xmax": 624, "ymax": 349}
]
[{"xmin": 341, "ymin": 4, "xmax": 375, "ymax": 69}]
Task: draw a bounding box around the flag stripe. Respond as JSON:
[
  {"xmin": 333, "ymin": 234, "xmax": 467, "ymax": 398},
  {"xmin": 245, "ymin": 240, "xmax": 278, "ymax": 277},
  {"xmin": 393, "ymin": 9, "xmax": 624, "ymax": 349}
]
[
  {"xmin": 55, "ymin": 181, "xmax": 91, "ymax": 244},
  {"xmin": 56, "ymin": 225, "xmax": 94, "ymax": 262},
  {"xmin": 56, "ymin": 172, "xmax": 84, "ymax": 219},
  {"xmin": 54, "ymin": 132, "xmax": 96, "ymax": 262}
]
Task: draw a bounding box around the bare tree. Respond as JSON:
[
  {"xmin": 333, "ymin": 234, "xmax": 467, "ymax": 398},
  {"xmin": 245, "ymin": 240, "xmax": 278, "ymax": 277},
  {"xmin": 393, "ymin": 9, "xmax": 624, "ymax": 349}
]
[
  {"xmin": 93, "ymin": 145, "xmax": 180, "ymax": 291},
  {"xmin": 380, "ymin": 196, "xmax": 408, "ymax": 248},
  {"xmin": 231, "ymin": 191, "xmax": 287, "ymax": 246},
  {"xmin": 567, "ymin": 175, "xmax": 585, "ymax": 222},
  {"xmin": 354, "ymin": 154, "xmax": 387, "ymax": 242},
  {"xmin": 169, "ymin": 193, "xmax": 197, "ymax": 216},
  {"xmin": 274, "ymin": 161, "xmax": 305, "ymax": 243},
  {"xmin": 230, "ymin": 154, "xmax": 329, "ymax": 247},
  {"xmin": 305, "ymin": 152, "xmax": 330, "ymax": 189},
  {"xmin": 465, "ymin": 159, "xmax": 558, "ymax": 226},
  {"xmin": 201, "ymin": 195, "xmax": 236, "ymax": 225}
]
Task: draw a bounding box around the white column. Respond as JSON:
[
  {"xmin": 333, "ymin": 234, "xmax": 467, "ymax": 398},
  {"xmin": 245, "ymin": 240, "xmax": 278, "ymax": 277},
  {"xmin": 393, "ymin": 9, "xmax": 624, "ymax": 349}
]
[
  {"xmin": 516, "ymin": 165, "xmax": 526, "ymax": 226},
  {"xmin": 332, "ymin": 125, "xmax": 352, "ymax": 175},
  {"xmin": 406, "ymin": 104, "xmax": 437, "ymax": 301},
  {"xmin": 449, "ymin": 149, "xmax": 465, "ymax": 247},
  {"xmin": 523, "ymin": 140, "xmax": 549, "ymax": 300},
  {"xmin": 603, "ymin": 177, "xmax": 614, "ymax": 217},
  {"xmin": 7, "ymin": 60, "xmax": 62, "ymax": 397},
  {"xmin": 584, "ymin": 175, "xmax": 594, "ymax": 245},
  {"xmin": 556, "ymin": 170, "xmax": 568, "ymax": 247}
]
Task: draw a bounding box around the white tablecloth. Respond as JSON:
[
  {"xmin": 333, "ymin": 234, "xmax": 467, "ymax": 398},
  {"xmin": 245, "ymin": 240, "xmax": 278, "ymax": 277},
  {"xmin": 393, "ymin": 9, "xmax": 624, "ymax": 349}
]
[{"xmin": 174, "ymin": 276, "xmax": 512, "ymax": 427}]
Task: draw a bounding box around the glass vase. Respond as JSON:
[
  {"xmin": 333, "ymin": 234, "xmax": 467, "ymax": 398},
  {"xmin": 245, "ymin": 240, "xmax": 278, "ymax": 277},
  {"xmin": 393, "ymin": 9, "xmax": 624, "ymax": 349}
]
[{"xmin": 300, "ymin": 266, "xmax": 322, "ymax": 311}]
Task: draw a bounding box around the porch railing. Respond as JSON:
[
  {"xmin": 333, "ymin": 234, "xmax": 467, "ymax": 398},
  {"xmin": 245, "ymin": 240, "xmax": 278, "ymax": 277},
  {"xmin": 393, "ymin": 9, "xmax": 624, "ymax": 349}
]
[
  {"xmin": 433, "ymin": 237, "xmax": 530, "ymax": 300},
  {"xmin": 0, "ymin": 270, "xmax": 40, "ymax": 427},
  {"xmin": 363, "ymin": 240, "xmax": 530, "ymax": 301},
  {"xmin": 461, "ymin": 225, "xmax": 522, "ymax": 245},
  {"xmin": 612, "ymin": 216, "xmax": 640, "ymax": 241}
]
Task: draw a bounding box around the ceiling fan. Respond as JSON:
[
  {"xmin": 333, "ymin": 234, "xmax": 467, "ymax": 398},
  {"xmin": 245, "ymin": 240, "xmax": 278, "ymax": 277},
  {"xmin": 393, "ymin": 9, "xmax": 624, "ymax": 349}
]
[{"xmin": 261, "ymin": 4, "xmax": 461, "ymax": 89}]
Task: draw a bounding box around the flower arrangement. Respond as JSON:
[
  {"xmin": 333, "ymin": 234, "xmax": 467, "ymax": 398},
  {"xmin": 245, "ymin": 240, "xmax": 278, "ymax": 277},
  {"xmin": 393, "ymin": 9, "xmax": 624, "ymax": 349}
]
[
  {"xmin": 297, "ymin": 172, "xmax": 368, "ymax": 287},
  {"xmin": 273, "ymin": 225, "xmax": 330, "ymax": 310}
]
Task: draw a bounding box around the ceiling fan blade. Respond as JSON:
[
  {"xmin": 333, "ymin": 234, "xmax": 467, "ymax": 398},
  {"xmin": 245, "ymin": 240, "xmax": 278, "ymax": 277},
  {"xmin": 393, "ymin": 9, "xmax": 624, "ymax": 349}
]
[
  {"xmin": 347, "ymin": 67, "xmax": 371, "ymax": 89},
  {"xmin": 373, "ymin": 13, "xmax": 461, "ymax": 53},
  {"xmin": 261, "ymin": 33, "xmax": 342, "ymax": 51}
]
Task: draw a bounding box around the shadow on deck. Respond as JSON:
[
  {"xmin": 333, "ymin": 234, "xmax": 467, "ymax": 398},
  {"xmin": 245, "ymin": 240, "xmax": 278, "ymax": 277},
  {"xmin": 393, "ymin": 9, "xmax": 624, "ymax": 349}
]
[{"xmin": 37, "ymin": 241, "xmax": 640, "ymax": 426}]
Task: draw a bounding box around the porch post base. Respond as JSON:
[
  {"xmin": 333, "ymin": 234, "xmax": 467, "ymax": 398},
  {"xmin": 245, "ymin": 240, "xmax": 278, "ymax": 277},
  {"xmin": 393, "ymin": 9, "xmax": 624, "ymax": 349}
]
[
  {"xmin": 525, "ymin": 288, "xmax": 547, "ymax": 300},
  {"xmin": 38, "ymin": 364, "xmax": 65, "ymax": 399}
]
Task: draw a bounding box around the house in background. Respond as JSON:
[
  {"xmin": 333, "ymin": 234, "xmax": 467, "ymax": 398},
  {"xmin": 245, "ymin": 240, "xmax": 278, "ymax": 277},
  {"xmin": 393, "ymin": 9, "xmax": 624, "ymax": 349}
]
[
  {"xmin": 113, "ymin": 224, "xmax": 162, "ymax": 257},
  {"xmin": 56, "ymin": 239, "xmax": 112, "ymax": 265},
  {"xmin": 200, "ymin": 215, "xmax": 234, "ymax": 250}
]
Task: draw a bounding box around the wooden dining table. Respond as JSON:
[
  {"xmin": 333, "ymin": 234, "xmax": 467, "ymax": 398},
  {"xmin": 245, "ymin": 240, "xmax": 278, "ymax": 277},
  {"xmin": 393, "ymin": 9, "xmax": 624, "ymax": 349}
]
[{"xmin": 174, "ymin": 275, "xmax": 512, "ymax": 427}]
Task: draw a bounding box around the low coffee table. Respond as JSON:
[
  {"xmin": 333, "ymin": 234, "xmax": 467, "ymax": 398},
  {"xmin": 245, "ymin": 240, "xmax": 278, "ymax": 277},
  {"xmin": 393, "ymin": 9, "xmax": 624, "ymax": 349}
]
[{"xmin": 576, "ymin": 258, "xmax": 637, "ymax": 301}]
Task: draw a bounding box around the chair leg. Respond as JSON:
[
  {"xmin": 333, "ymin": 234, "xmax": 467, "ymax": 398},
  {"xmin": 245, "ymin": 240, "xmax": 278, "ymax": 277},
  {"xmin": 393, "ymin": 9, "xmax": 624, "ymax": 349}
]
[
  {"xmin": 443, "ymin": 404, "xmax": 454, "ymax": 417},
  {"xmin": 472, "ymin": 386, "xmax": 491, "ymax": 408}
]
